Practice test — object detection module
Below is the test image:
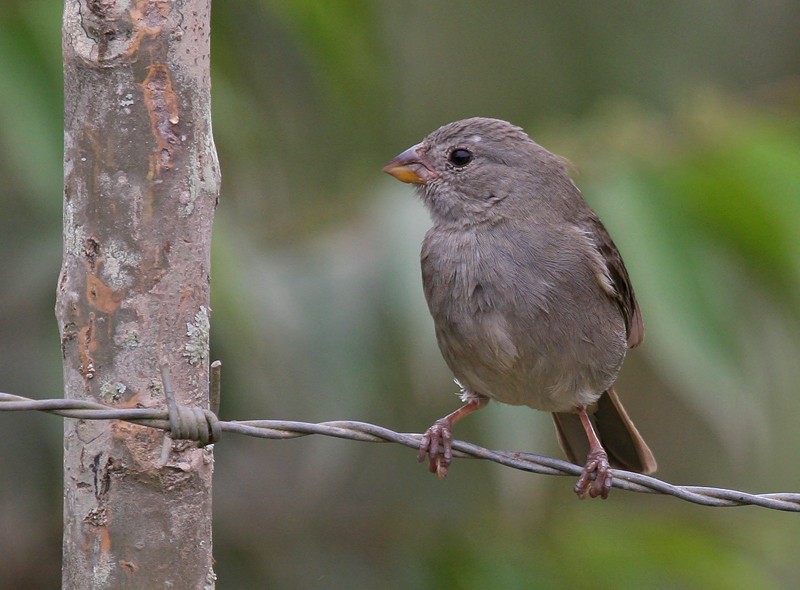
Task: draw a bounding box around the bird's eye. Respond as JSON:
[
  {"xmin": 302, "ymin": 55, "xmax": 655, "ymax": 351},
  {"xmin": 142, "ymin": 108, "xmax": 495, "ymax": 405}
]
[{"xmin": 448, "ymin": 148, "xmax": 473, "ymax": 168}]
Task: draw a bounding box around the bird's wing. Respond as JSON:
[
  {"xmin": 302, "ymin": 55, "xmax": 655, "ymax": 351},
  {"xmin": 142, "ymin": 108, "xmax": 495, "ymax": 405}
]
[{"xmin": 578, "ymin": 213, "xmax": 644, "ymax": 348}]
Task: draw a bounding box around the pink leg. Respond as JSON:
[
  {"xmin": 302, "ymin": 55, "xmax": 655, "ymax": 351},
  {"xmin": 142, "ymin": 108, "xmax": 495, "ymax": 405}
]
[
  {"xmin": 418, "ymin": 397, "xmax": 489, "ymax": 479},
  {"xmin": 573, "ymin": 406, "xmax": 612, "ymax": 499}
]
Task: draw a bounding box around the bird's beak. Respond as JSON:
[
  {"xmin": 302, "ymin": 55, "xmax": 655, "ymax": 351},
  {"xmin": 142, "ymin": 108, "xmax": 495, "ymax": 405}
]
[{"xmin": 383, "ymin": 143, "xmax": 439, "ymax": 185}]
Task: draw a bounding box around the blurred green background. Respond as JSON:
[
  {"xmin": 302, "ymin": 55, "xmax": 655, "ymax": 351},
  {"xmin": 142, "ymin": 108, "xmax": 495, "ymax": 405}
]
[{"xmin": 2, "ymin": 1, "xmax": 800, "ymax": 588}]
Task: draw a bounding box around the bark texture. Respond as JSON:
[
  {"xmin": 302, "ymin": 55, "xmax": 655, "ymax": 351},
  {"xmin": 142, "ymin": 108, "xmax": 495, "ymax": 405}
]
[{"xmin": 59, "ymin": 2, "xmax": 219, "ymax": 588}]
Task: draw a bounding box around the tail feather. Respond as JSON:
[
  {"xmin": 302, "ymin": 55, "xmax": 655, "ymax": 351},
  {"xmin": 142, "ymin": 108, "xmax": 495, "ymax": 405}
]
[{"xmin": 552, "ymin": 386, "xmax": 657, "ymax": 474}]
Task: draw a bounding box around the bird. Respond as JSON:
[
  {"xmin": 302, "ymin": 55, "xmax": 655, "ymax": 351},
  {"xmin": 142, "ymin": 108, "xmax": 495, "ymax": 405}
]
[{"xmin": 383, "ymin": 117, "xmax": 656, "ymax": 499}]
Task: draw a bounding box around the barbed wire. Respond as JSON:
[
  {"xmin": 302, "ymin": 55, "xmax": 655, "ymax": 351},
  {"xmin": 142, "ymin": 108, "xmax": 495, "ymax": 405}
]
[{"xmin": 2, "ymin": 389, "xmax": 799, "ymax": 512}]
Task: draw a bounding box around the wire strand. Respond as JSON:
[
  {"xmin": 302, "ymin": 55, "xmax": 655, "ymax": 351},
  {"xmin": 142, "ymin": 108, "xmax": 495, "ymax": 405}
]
[{"xmin": 2, "ymin": 391, "xmax": 798, "ymax": 512}]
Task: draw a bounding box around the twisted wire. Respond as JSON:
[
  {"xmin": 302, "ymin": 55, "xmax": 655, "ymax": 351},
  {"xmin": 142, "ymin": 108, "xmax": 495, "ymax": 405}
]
[{"xmin": 2, "ymin": 391, "xmax": 798, "ymax": 512}]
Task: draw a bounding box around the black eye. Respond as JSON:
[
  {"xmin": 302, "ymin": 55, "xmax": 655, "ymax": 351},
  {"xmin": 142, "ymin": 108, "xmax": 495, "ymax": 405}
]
[{"xmin": 448, "ymin": 148, "xmax": 473, "ymax": 167}]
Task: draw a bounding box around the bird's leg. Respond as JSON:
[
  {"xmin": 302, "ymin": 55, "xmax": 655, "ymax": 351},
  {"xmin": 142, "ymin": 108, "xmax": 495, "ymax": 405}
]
[
  {"xmin": 573, "ymin": 405, "xmax": 613, "ymax": 499},
  {"xmin": 418, "ymin": 396, "xmax": 489, "ymax": 479}
]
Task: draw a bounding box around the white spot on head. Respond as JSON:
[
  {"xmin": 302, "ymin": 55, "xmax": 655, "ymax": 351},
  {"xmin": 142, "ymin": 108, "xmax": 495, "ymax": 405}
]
[{"xmin": 468, "ymin": 134, "xmax": 482, "ymax": 143}]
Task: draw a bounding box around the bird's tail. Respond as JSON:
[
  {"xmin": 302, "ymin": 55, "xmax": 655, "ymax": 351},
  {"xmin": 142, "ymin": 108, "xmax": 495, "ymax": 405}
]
[{"xmin": 552, "ymin": 386, "xmax": 657, "ymax": 474}]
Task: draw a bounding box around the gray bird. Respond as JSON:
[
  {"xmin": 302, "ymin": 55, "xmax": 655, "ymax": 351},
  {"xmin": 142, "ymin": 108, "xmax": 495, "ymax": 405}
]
[{"xmin": 383, "ymin": 117, "xmax": 656, "ymax": 499}]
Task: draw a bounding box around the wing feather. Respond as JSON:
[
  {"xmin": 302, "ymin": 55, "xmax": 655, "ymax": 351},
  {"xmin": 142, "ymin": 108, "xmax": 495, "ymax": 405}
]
[{"xmin": 577, "ymin": 213, "xmax": 644, "ymax": 348}]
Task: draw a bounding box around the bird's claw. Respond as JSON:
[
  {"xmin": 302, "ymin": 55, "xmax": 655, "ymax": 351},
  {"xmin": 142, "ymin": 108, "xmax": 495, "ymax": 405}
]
[
  {"xmin": 418, "ymin": 419, "xmax": 453, "ymax": 479},
  {"xmin": 574, "ymin": 449, "xmax": 612, "ymax": 499}
]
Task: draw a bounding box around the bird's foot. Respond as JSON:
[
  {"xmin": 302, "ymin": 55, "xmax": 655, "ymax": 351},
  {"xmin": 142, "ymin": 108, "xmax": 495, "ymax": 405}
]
[
  {"xmin": 416, "ymin": 396, "xmax": 489, "ymax": 479},
  {"xmin": 574, "ymin": 448, "xmax": 612, "ymax": 499},
  {"xmin": 418, "ymin": 418, "xmax": 453, "ymax": 479}
]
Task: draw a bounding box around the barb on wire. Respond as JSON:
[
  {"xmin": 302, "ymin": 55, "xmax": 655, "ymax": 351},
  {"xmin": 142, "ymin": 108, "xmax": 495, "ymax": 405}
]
[{"xmin": 1, "ymin": 390, "xmax": 799, "ymax": 512}]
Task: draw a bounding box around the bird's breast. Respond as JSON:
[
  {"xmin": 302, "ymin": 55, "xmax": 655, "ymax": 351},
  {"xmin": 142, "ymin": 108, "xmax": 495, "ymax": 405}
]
[{"xmin": 420, "ymin": 224, "xmax": 627, "ymax": 411}]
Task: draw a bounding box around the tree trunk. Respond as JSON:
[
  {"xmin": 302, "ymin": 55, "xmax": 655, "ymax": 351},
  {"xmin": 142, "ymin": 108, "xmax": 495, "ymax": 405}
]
[{"xmin": 58, "ymin": 1, "xmax": 219, "ymax": 588}]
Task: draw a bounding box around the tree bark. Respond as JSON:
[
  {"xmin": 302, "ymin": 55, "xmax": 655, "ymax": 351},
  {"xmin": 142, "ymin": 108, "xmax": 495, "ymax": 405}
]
[{"xmin": 59, "ymin": 1, "xmax": 219, "ymax": 588}]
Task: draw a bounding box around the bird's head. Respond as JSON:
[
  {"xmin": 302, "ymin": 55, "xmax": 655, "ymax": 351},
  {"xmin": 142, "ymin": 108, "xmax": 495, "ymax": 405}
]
[{"xmin": 383, "ymin": 117, "xmax": 573, "ymax": 226}]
